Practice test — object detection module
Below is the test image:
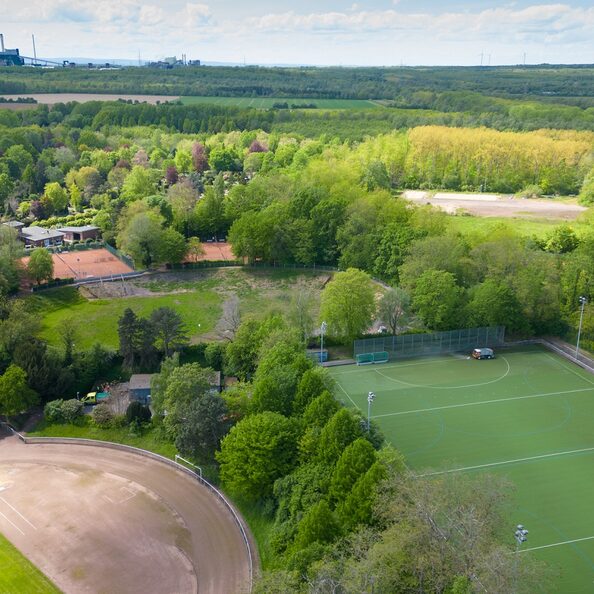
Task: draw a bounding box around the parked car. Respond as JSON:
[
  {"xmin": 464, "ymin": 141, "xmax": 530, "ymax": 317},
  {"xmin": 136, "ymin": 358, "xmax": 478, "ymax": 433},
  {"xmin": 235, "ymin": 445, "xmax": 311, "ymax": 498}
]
[{"xmin": 472, "ymin": 348, "xmax": 494, "ymax": 360}]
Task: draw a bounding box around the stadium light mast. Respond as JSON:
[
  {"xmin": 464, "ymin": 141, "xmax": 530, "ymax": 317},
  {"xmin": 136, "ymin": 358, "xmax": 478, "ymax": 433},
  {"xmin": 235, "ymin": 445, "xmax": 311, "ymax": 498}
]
[
  {"xmin": 513, "ymin": 524, "xmax": 529, "ymax": 593},
  {"xmin": 320, "ymin": 321, "xmax": 327, "ymax": 364},
  {"xmin": 576, "ymin": 296, "xmax": 587, "ymax": 359},
  {"xmin": 367, "ymin": 391, "xmax": 375, "ymax": 432}
]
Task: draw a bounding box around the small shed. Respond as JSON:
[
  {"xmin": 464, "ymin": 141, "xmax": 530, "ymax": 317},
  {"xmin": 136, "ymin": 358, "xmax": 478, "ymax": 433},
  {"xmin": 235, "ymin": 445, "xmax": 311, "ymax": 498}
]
[{"xmin": 129, "ymin": 374, "xmax": 153, "ymax": 404}]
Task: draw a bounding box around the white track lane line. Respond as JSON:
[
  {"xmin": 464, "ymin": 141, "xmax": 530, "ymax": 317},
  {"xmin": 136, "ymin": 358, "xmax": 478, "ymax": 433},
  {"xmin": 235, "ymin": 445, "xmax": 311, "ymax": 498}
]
[
  {"xmin": 418, "ymin": 446, "xmax": 594, "ymax": 477},
  {"xmin": 0, "ymin": 497, "xmax": 36, "ymax": 530},
  {"xmin": 519, "ymin": 535, "xmax": 594, "ymax": 553},
  {"xmin": 372, "ymin": 386, "xmax": 593, "ymax": 419},
  {"xmin": 0, "ymin": 510, "xmax": 25, "ymax": 535}
]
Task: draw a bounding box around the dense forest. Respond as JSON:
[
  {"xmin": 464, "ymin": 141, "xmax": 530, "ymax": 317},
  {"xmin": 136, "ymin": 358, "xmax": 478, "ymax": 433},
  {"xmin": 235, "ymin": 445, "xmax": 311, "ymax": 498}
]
[
  {"xmin": 0, "ymin": 67, "xmax": 591, "ymax": 593},
  {"xmin": 3, "ymin": 64, "xmax": 594, "ymax": 100}
]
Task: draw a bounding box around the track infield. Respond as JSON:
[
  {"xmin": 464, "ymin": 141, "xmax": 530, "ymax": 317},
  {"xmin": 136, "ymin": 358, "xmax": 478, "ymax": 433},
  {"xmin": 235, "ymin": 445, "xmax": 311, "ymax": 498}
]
[
  {"xmin": 0, "ymin": 433, "xmax": 252, "ymax": 594},
  {"xmin": 329, "ymin": 346, "xmax": 594, "ymax": 593}
]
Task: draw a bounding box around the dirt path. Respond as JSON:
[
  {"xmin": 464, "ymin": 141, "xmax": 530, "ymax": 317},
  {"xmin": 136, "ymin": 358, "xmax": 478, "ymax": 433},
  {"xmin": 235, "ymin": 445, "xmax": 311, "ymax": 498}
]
[
  {"xmin": 403, "ymin": 190, "xmax": 586, "ymax": 220},
  {"xmin": 0, "ymin": 434, "xmax": 253, "ymax": 594}
]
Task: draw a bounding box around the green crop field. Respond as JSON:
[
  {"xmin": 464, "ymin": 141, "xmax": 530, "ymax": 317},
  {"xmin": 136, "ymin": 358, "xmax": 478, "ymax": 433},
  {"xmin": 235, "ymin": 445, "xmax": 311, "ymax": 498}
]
[
  {"xmin": 329, "ymin": 346, "xmax": 594, "ymax": 593},
  {"xmin": 179, "ymin": 96, "xmax": 381, "ymax": 110},
  {"xmin": 0, "ymin": 533, "xmax": 61, "ymax": 594}
]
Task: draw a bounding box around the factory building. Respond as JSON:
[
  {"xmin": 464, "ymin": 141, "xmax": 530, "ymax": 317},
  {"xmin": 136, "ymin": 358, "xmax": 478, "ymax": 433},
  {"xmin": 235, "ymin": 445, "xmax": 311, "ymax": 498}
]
[{"xmin": 0, "ymin": 34, "xmax": 24, "ymax": 66}]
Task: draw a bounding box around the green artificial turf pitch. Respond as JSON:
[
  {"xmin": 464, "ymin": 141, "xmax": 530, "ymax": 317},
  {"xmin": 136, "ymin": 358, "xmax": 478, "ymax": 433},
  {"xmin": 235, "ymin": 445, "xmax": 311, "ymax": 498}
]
[{"xmin": 329, "ymin": 346, "xmax": 594, "ymax": 593}]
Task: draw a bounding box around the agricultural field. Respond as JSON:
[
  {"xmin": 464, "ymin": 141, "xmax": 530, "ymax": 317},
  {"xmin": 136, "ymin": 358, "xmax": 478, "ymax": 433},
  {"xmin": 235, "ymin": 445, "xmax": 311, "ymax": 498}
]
[
  {"xmin": 329, "ymin": 346, "xmax": 594, "ymax": 593},
  {"xmin": 179, "ymin": 95, "xmax": 382, "ymax": 109},
  {"xmin": 30, "ymin": 268, "xmax": 330, "ymax": 349},
  {"xmin": 0, "ymin": 533, "xmax": 61, "ymax": 594}
]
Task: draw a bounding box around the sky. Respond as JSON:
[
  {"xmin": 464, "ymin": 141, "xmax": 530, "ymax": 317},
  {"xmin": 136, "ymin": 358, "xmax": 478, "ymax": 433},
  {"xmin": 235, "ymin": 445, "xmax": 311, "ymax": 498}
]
[{"xmin": 1, "ymin": 1, "xmax": 594, "ymax": 66}]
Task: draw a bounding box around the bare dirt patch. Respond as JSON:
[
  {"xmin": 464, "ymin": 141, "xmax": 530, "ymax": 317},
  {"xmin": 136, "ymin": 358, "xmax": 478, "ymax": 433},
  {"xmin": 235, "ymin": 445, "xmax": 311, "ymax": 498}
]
[
  {"xmin": 0, "ymin": 93, "xmax": 178, "ymax": 105},
  {"xmin": 0, "ymin": 436, "xmax": 252, "ymax": 594},
  {"xmin": 403, "ymin": 190, "xmax": 586, "ymax": 220}
]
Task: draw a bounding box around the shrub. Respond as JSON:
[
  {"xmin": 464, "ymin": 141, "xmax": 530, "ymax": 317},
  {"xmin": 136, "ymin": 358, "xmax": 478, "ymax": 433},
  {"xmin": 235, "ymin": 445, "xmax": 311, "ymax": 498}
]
[
  {"xmin": 44, "ymin": 399, "xmax": 64, "ymax": 423},
  {"xmin": 60, "ymin": 398, "xmax": 84, "ymax": 422},
  {"xmin": 92, "ymin": 403, "xmax": 113, "ymax": 427},
  {"xmin": 125, "ymin": 401, "xmax": 151, "ymax": 425},
  {"xmin": 205, "ymin": 343, "xmax": 225, "ymax": 371}
]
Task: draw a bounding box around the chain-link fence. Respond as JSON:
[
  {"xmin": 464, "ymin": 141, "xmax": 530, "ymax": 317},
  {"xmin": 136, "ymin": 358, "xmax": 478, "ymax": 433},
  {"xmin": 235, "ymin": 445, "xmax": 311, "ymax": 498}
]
[{"xmin": 354, "ymin": 326, "xmax": 506, "ymax": 359}]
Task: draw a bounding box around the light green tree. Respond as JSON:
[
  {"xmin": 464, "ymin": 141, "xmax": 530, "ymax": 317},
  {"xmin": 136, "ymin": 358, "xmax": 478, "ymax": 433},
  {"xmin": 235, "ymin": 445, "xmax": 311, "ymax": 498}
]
[
  {"xmin": 412, "ymin": 269, "xmax": 462, "ymax": 330},
  {"xmin": 319, "ymin": 268, "xmax": 376, "ymax": 342},
  {"xmin": 27, "ymin": 248, "xmax": 54, "ymax": 285},
  {"xmin": 0, "ymin": 364, "xmax": 38, "ymax": 416},
  {"xmin": 217, "ymin": 412, "xmax": 299, "ymax": 500}
]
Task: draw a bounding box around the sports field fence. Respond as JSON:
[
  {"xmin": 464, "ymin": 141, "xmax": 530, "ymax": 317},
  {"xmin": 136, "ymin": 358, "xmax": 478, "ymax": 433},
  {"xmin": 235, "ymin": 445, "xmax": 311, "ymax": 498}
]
[{"xmin": 354, "ymin": 326, "xmax": 506, "ymax": 360}]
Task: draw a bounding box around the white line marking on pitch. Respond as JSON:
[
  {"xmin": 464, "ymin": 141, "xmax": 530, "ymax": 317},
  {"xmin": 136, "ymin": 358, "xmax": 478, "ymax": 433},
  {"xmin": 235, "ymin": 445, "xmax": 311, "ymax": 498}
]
[
  {"xmin": 418, "ymin": 446, "xmax": 594, "ymax": 477},
  {"xmin": 374, "ymin": 356, "xmax": 511, "ymax": 390},
  {"xmin": 544, "ymin": 353, "xmax": 594, "ymax": 386},
  {"xmin": 0, "ymin": 498, "xmax": 36, "ymax": 530},
  {"xmin": 372, "ymin": 386, "xmax": 593, "ymax": 419},
  {"xmin": 0, "ymin": 510, "xmax": 25, "ymax": 535},
  {"xmin": 334, "ymin": 358, "xmax": 454, "ymax": 375},
  {"xmin": 335, "ymin": 380, "xmax": 360, "ymax": 409},
  {"xmin": 519, "ymin": 535, "xmax": 594, "ymax": 553}
]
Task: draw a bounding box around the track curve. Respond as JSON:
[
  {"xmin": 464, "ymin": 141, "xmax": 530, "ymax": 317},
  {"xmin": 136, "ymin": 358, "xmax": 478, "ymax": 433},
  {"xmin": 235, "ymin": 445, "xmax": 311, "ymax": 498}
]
[{"xmin": 0, "ymin": 431, "xmax": 252, "ymax": 594}]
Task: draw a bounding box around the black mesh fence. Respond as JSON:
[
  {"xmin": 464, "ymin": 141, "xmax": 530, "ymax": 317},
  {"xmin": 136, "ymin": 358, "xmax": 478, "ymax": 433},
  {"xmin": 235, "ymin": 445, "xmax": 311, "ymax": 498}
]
[{"xmin": 354, "ymin": 326, "xmax": 505, "ymax": 359}]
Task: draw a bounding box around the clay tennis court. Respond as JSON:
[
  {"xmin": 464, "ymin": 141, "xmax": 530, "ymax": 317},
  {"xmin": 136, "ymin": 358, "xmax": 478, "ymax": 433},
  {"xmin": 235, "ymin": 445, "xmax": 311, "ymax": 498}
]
[
  {"xmin": 0, "ymin": 429, "xmax": 253, "ymax": 594},
  {"xmin": 21, "ymin": 248, "xmax": 134, "ymax": 280},
  {"xmin": 188, "ymin": 241, "xmax": 235, "ymax": 262}
]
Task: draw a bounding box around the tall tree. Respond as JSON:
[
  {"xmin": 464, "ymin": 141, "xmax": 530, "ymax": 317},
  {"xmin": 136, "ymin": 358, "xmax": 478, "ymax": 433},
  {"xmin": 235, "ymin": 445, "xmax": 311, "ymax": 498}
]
[
  {"xmin": 0, "ymin": 365, "xmax": 38, "ymax": 416},
  {"xmin": 413, "ymin": 269, "xmax": 463, "ymax": 330},
  {"xmin": 175, "ymin": 392, "xmax": 231, "ymax": 462},
  {"xmin": 150, "ymin": 307, "xmax": 188, "ymax": 357},
  {"xmin": 378, "ymin": 287, "xmax": 412, "ymax": 335},
  {"xmin": 319, "ymin": 268, "xmax": 376, "ymax": 343},
  {"xmin": 27, "ymin": 248, "xmax": 54, "ymax": 285},
  {"xmin": 217, "ymin": 412, "xmax": 299, "ymax": 501}
]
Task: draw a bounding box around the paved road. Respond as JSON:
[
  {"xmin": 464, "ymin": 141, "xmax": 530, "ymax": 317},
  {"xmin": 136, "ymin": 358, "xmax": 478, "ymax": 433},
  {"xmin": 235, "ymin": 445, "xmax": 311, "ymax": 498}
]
[{"xmin": 0, "ymin": 430, "xmax": 252, "ymax": 594}]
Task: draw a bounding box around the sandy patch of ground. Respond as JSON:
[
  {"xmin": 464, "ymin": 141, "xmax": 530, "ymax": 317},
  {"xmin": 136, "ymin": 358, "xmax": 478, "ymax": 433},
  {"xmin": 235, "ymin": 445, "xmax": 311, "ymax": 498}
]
[
  {"xmin": 0, "ymin": 433, "xmax": 252, "ymax": 594},
  {"xmin": 403, "ymin": 190, "xmax": 586, "ymax": 220},
  {"xmin": 0, "ymin": 93, "xmax": 178, "ymax": 105}
]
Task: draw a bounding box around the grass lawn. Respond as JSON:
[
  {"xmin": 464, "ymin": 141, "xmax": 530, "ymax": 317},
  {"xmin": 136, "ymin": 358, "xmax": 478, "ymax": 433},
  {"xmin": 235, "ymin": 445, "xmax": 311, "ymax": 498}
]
[
  {"xmin": 0, "ymin": 533, "xmax": 61, "ymax": 594},
  {"xmin": 29, "ymin": 285, "xmax": 222, "ymax": 349},
  {"xmin": 28, "ymin": 418, "xmax": 178, "ymax": 460},
  {"xmin": 447, "ymin": 214, "xmax": 590, "ymax": 239},
  {"xmin": 179, "ymin": 96, "xmax": 381, "ymax": 110},
  {"xmin": 329, "ymin": 346, "xmax": 594, "ymax": 593}
]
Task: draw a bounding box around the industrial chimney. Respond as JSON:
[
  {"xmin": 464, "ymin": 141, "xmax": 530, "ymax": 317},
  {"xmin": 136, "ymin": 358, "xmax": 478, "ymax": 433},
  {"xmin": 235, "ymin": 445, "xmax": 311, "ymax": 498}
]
[{"xmin": 0, "ymin": 34, "xmax": 5, "ymax": 53}]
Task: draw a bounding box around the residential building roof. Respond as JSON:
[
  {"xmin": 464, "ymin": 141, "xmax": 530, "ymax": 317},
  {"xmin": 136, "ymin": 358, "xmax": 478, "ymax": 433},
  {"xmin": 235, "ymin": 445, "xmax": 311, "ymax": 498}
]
[
  {"xmin": 2, "ymin": 220, "xmax": 24, "ymax": 228},
  {"xmin": 57, "ymin": 225, "xmax": 100, "ymax": 233},
  {"xmin": 129, "ymin": 374, "xmax": 153, "ymax": 391},
  {"xmin": 21, "ymin": 226, "xmax": 64, "ymax": 241}
]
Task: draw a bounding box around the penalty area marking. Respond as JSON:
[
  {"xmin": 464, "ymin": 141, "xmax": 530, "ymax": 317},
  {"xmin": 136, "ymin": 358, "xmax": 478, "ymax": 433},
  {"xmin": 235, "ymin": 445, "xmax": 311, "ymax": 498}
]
[
  {"xmin": 519, "ymin": 535, "xmax": 594, "ymax": 553},
  {"xmin": 417, "ymin": 446, "xmax": 594, "ymax": 477},
  {"xmin": 371, "ymin": 386, "xmax": 593, "ymax": 419},
  {"xmin": 335, "ymin": 380, "xmax": 360, "ymax": 410},
  {"xmin": 373, "ymin": 356, "xmax": 511, "ymax": 390}
]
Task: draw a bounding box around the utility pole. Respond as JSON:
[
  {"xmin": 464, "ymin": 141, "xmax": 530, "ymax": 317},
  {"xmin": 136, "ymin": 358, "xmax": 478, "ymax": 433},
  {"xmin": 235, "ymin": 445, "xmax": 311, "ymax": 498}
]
[
  {"xmin": 32, "ymin": 34, "xmax": 38, "ymax": 65},
  {"xmin": 367, "ymin": 391, "xmax": 375, "ymax": 432},
  {"xmin": 320, "ymin": 321, "xmax": 327, "ymax": 364},
  {"xmin": 576, "ymin": 296, "xmax": 587, "ymax": 359}
]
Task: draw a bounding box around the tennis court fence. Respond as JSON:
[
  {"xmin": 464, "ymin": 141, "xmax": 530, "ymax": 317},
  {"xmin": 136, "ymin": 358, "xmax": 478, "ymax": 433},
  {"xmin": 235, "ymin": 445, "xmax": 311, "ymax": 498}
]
[{"xmin": 354, "ymin": 326, "xmax": 506, "ymax": 360}]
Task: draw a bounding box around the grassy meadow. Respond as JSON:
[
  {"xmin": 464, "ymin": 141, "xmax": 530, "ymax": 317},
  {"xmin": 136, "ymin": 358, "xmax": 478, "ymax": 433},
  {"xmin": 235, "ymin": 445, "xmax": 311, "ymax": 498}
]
[
  {"xmin": 0, "ymin": 533, "xmax": 61, "ymax": 594},
  {"xmin": 179, "ymin": 96, "xmax": 381, "ymax": 109},
  {"xmin": 30, "ymin": 268, "xmax": 330, "ymax": 350}
]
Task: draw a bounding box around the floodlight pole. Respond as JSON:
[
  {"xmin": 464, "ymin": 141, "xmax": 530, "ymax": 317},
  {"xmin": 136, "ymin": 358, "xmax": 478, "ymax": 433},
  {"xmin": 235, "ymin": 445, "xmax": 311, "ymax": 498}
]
[
  {"xmin": 367, "ymin": 391, "xmax": 375, "ymax": 433},
  {"xmin": 320, "ymin": 321, "xmax": 327, "ymax": 364},
  {"xmin": 576, "ymin": 296, "xmax": 587, "ymax": 359}
]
